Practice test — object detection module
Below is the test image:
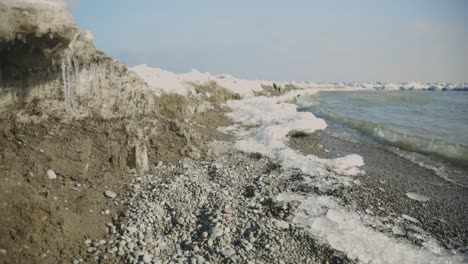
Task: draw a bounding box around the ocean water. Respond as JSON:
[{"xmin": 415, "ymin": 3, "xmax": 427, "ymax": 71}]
[{"xmin": 298, "ymin": 90, "xmax": 468, "ymax": 186}]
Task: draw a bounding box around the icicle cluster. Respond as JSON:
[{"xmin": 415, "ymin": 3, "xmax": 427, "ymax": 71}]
[{"xmin": 61, "ymin": 50, "xmax": 77, "ymax": 111}]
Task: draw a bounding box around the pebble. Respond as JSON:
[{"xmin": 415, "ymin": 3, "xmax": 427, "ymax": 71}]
[
  {"xmin": 127, "ymin": 226, "xmax": 138, "ymax": 234},
  {"xmin": 176, "ymin": 217, "xmax": 185, "ymax": 225},
  {"xmin": 273, "ymin": 220, "xmax": 290, "ymax": 230},
  {"xmin": 47, "ymin": 169, "xmax": 57, "ymax": 179},
  {"xmin": 104, "ymin": 190, "xmax": 117, "ymax": 199},
  {"xmin": 221, "ymin": 249, "xmax": 236, "ymax": 257},
  {"xmin": 0, "ymin": 249, "xmax": 6, "ymax": 256},
  {"xmin": 209, "ymin": 226, "xmax": 223, "ymax": 239},
  {"xmin": 142, "ymin": 253, "xmax": 152, "ymax": 263}
]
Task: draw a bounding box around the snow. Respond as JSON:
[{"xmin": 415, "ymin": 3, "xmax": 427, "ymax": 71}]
[
  {"xmin": 130, "ymin": 65, "xmax": 468, "ymax": 98},
  {"xmin": 131, "ymin": 65, "xmax": 326, "ymax": 98},
  {"xmin": 277, "ymin": 193, "xmax": 463, "ymax": 264},
  {"xmin": 129, "ymin": 65, "xmax": 195, "ymax": 96}
]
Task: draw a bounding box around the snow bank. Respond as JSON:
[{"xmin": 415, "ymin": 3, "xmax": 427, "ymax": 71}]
[
  {"xmin": 131, "ymin": 65, "xmax": 468, "ymax": 98},
  {"xmin": 224, "ymin": 90, "xmax": 464, "ymax": 263},
  {"xmin": 131, "ymin": 65, "xmax": 324, "ymax": 98},
  {"xmin": 130, "ymin": 65, "xmax": 195, "ymax": 96}
]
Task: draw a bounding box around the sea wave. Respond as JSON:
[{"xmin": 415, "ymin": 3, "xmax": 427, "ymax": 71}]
[{"xmin": 319, "ymin": 109, "xmax": 468, "ymax": 165}]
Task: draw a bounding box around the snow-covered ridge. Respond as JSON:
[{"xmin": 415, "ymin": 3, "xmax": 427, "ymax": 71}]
[{"xmin": 131, "ymin": 65, "xmax": 468, "ymax": 97}]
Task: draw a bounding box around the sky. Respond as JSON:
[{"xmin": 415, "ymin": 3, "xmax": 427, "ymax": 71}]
[{"xmin": 70, "ymin": 0, "xmax": 468, "ymax": 82}]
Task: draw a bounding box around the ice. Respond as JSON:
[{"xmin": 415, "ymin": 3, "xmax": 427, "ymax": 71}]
[
  {"xmin": 130, "ymin": 65, "xmax": 468, "ymax": 97},
  {"xmin": 406, "ymin": 192, "xmax": 430, "ymax": 202},
  {"xmin": 278, "ymin": 193, "xmax": 464, "ymax": 264},
  {"xmin": 402, "ymin": 214, "xmax": 420, "ymax": 223}
]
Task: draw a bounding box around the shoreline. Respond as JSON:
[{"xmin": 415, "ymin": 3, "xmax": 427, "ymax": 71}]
[{"xmin": 288, "ymin": 129, "xmax": 468, "ymax": 252}]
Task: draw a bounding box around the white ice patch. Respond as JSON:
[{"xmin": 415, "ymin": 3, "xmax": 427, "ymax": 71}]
[
  {"xmin": 277, "ymin": 193, "xmax": 464, "ymax": 264},
  {"xmin": 225, "ymin": 91, "xmax": 464, "ymax": 263},
  {"xmin": 406, "ymin": 192, "xmax": 430, "ymax": 202}
]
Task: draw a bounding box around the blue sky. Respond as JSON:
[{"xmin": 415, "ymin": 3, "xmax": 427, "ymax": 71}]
[{"xmin": 71, "ymin": 0, "xmax": 468, "ymax": 82}]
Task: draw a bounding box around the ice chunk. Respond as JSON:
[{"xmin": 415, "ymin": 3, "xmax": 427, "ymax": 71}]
[{"xmin": 406, "ymin": 192, "xmax": 430, "ymax": 202}]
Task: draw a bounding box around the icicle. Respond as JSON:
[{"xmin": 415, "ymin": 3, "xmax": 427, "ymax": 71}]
[
  {"xmin": 61, "ymin": 50, "xmax": 76, "ymax": 112},
  {"xmin": 61, "ymin": 58, "xmax": 69, "ymax": 111}
]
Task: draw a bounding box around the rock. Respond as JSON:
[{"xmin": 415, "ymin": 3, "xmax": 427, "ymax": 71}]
[
  {"xmin": 127, "ymin": 226, "xmax": 138, "ymax": 234},
  {"xmin": 142, "ymin": 253, "xmax": 152, "ymax": 263},
  {"xmin": 153, "ymin": 206, "xmax": 165, "ymax": 219},
  {"xmin": 127, "ymin": 242, "xmax": 135, "ymax": 250},
  {"xmin": 47, "ymin": 169, "xmax": 57, "ymax": 179},
  {"xmin": 196, "ymin": 255, "xmax": 205, "ymax": 263},
  {"xmin": 223, "ymin": 206, "xmax": 233, "ymax": 214},
  {"xmin": 207, "ymin": 239, "xmax": 213, "ymax": 247},
  {"xmin": 177, "ymin": 217, "xmax": 185, "ymax": 225},
  {"xmin": 104, "ymin": 190, "xmax": 117, "ymax": 199},
  {"xmin": 221, "ymin": 249, "xmax": 236, "ymax": 257},
  {"xmin": 209, "ymin": 226, "xmax": 223, "ymax": 239},
  {"xmin": 405, "ymin": 192, "xmax": 430, "ymax": 202},
  {"xmin": 0, "ymin": 249, "xmax": 6, "ymax": 256},
  {"xmin": 274, "ymin": 220, "xmax": 290, "ymax": 230}
]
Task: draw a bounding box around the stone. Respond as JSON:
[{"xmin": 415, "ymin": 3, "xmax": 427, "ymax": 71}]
[
  {"xmin": 143, "ymin": 253, "xmax": 152, "ymax": 263},
  {"xmin": 0, "ymin": 249, "xmax": 6, "ymax": 256},
  {"xmin": 127, "ymin": 242, "xmax": 136, "ymax": 250},
  {"xmin": 209, "ymin": 226, "xmax": 223, "ymax": 239},
  {"xmin": 47, "ymin": 169, "xmax": 57, "ymax": 179},
  {"xmin": 221, "ymin": 249, "xmax": 236, "ymax": 257},
  {"xmin": 274, "ymin": 220, "xmax": 290, "ymax": 230},
  {"xmin": 127, "ymin": 226, "xmax": 138, "ymax": 234},
  {"xmin": 177, "ymin": 217, "xmax": 185, "ymax": 225},
  {"xmin": 104, "ymin": 190, "xmax": 117, "ymax": 199}
]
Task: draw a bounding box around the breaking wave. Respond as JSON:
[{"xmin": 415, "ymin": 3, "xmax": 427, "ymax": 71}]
[{"xmin": 319, "ymin": 109, "xmax": 468, "ymax": 165}]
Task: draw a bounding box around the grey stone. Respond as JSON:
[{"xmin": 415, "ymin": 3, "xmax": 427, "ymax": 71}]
[
  {"xmin": 47, "ymin": 169, "xmax": 57, "ymax": 179},
  {"xmin": 104, "ymin": 190, "xmax": 117, "ymax": 199}
]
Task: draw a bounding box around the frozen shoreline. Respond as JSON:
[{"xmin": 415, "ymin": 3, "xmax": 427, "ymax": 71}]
[{"xmin": 222, "ymin": 90, "xmax": 467, "ymax": 263}]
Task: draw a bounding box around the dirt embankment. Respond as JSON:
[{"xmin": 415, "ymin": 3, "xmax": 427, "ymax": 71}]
[{"xmin": 0, "ymin": 92, "xmax": 235, "ymax": 263}]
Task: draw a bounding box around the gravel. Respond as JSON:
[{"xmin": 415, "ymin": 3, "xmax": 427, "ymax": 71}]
[{"xmin": 80, "ymin": 141, "xmax": 348, "ymax": 263}]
